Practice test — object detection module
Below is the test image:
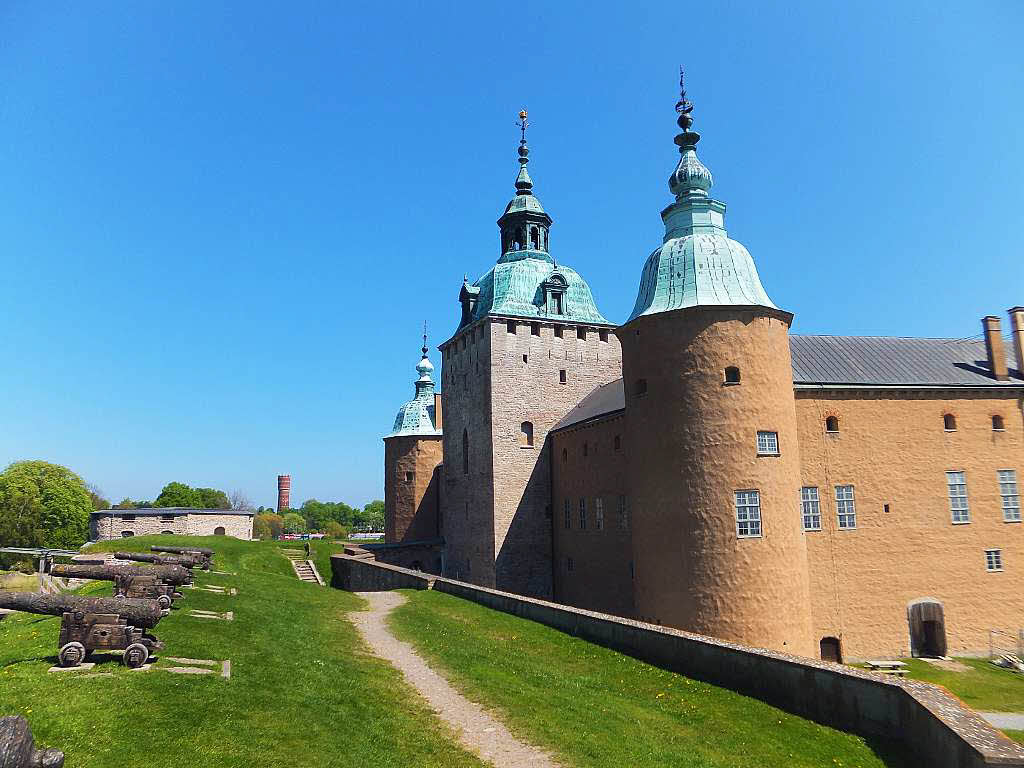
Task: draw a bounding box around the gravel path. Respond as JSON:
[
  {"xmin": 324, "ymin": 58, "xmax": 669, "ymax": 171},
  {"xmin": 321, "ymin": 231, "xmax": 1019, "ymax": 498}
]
[{"xmin": 350, "ymin": 591, "xmax": 561, "ymax": 767}]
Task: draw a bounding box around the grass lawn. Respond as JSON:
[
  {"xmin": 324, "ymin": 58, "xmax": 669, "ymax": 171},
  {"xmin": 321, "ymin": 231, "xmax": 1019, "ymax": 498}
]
[
  {"xmin": 0, "ymin": 535, "xmax": 485, "ymax": 768},
  {"xmin": 388, "ymin": 589, "xmax": 910, "ymax": 768},
  {"xmin": 885, "ymin": 658, "xmax": 1024, "ymax": 712}
]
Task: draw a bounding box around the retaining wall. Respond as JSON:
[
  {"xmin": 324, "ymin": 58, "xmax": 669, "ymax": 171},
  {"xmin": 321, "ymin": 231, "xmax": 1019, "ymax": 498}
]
[{"xmin": 331, "ymin": 554, "xmax": 1024, "ymax": 768}]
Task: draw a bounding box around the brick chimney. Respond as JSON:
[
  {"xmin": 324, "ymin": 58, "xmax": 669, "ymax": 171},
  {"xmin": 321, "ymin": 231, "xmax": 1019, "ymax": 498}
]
[
  {"xmin": 433, "ymin": 392, "xmax": 443, "ymax": 430},
  {"xmin": 982, "ymin": 316, "xmax": 1009, "ymax": 381},
  {"xmin": 277, "ymin": 475, "xmax": 291, "ymax": 512},
  {"xmin": 1010, "ymin": 307, "xmax": 1024, "ymax": 377}
]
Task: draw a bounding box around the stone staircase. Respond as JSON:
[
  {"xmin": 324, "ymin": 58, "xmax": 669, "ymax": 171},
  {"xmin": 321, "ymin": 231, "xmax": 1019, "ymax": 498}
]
[{"xmin": 281, "ymin": 549, "xmax": 325, "ymax": 586}]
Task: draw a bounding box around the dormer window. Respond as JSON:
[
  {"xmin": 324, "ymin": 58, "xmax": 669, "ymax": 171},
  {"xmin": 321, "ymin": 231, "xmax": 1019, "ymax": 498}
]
[{"xmin": 542, "ymin": 273, "xmax": 568, "ymax": 316}]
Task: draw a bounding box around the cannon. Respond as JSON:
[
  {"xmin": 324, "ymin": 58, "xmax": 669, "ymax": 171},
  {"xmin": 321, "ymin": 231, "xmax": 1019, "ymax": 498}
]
[
  {"xmin": 49, "ymin": 564, "xmax": 186, "ymax": 610},
  {"xmin": 151, "ymin": 546, "xmax": 213, "ymax": 568},
  {"xmin": 0, "ymin": 592, "xmax": 164, "ymax": 668},
  {"xmin": 114, "ymin": 551, "xmax": 208, "ymax": 570},
  {"xmin": 0, "ymin": 716, "xmax": 64, "ymax": 767}
]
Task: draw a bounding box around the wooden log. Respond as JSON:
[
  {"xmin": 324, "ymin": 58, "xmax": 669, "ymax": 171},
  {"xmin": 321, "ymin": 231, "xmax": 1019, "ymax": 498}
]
[{"xmin": 0, "ymin": 592, "xmax": 164, "ymax": 629}]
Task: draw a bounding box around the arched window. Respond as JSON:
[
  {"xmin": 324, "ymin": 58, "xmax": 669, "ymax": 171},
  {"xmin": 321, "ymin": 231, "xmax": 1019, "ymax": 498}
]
[
  {"xmin": 724, "ymin": 366, "xmax": 741, "ymax": 384},
  {"xmin": 120, "ymin": 530, "xmax": 134, "ymax": 538},
  {"xmin": 825, "ymin": 416, "xmax": 840, "ymax": 433},
  {"xmin": 634, "ymin": 379, "xmax": 648, "ymax": 397},
  {"xmin": 530, "ymin": 227, "xmax": 539, "ymax": 249},
  {"xmin": 462, "ymin": 429, "xmax": 469, "ymax": 475},
  {"xmin": 520, "ymin": 421, "xmax": 534, "ymax": 447},
  {"xmin": 214, "ymin": 526, "xmax": 226, "ymax": 536},
  {"xmin": 993, "ymin": 415, "xmax": 1005, "ymax": 431},
  {"xmin": 943, "ymin": 413, "xmax": 957, "ymax": 431}
]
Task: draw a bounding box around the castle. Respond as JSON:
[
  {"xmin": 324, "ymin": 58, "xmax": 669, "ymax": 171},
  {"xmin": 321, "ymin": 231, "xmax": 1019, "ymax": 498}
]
[{"xmin": 376, "ymin": 85, "xmax": 1024, "ymax": 662}]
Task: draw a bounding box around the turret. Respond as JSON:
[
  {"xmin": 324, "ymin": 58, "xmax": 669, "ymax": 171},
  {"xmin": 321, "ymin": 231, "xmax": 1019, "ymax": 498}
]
[{"xmin": 618, "ymin": 71, "xmax": 813, "ymax": 656}]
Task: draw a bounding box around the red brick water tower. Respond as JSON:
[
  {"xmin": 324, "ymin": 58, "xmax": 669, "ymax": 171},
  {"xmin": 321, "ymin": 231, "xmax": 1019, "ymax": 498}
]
[{"xmin": 277, "ymin": 475, "xmax": 291, "ymax": 513}]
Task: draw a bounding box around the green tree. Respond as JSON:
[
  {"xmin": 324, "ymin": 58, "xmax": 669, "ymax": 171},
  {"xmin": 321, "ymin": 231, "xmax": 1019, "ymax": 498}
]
[
  {"xmin": 324, "ymin": 520, "xmax": 347, "ymax": 539},
  {"xmin": 0, "ymin": 460, "xmax": 92, "ymax": 548},
  {"xmin": 86, "ymin": 483, "xmax": 110, "ymax": 511},
  {"xmin": 195, "ymin": 487, "xmax": 231, "ymax": 509},
  {"xmin": 254, "ymin": 512, "xmax": 284, "ymax": 540},
  {"xmin": 282, "ymin": 512, "xmax": 306, "ymax": 534},
  {"xmin": 358, "ymin": 500, "xmax": 385, "ymax": 532},
  {"xmin": 154, "ymin": 482, "xmax": 201, "ymax": 508}
]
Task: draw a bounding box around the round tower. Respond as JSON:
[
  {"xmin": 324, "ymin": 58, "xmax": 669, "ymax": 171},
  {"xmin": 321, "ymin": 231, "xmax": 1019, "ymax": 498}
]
[
  {"xmin": 277, "ymin": 475, "xmax": 291, "ymax": 513},
  {"xmin": 619, "ymin": 72, "xmax": 813, "ymax": 656}
]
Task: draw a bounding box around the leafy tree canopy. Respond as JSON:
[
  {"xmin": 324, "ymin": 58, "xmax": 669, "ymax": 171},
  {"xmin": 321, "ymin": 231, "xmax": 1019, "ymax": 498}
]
[
  {"xmin": 154, "ymin": 482, "xmax": 231, "ymax": 509},
  {"xmin": 281, "ymin": 512, "xmax": 306, "ymax": 534},
  {"xmin": 0, "ymin": 460, "xmax": 92, "ymax": 548}
]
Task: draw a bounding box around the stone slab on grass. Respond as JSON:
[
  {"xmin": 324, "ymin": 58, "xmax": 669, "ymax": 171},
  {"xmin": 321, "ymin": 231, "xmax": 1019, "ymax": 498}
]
[{"xmin": 48, "ymin": 663, "xmax": 96, "ymax": 673}]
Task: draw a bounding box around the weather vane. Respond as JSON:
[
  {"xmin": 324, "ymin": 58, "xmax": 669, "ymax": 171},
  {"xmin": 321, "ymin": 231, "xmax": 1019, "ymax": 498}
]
[
  {"xmin": 675, "ymin": 67, "xmax": 693, "ymax": 117},
  {"xmin": 518, "ymin": 109, "xmax": 529, "ymax": 142},
  {"xmin": 422, "ymin": 321, "xmax": 428, "ymax": 356}
]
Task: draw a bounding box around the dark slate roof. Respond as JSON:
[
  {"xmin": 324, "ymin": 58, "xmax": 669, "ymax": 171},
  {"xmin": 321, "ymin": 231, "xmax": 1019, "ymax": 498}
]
[
  {"xmin": 553, "ymin": 335, "xmax": 1022, "ymax": 431},
  {"xmin": 790, "ymin": 335, "xmax": 1022, "ymax": 388},
  {"xmin": 93, "ymin": 508, "xmax": 254, "ymax": 517}
]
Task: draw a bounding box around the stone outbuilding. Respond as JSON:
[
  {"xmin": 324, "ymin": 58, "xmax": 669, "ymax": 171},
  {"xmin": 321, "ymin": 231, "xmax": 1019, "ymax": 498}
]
[{"xmin": 91, "ymin": 508, "xmax": 254, "ymax": 540}]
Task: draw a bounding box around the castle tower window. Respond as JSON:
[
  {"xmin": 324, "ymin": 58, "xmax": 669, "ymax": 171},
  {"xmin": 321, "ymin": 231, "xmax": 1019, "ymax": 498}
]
[
  {"xmin": 634, "ymin": 379, "xmax": 648, "ymax": 397},
  {"xmin": 724, "ymin": 366, "xmax": 741, "ymax": 384},
  {"xmin": 562, "ymin": 447, "xmax": 567, "ymax": 462},
  {"xmin": 756, "ymin": 430, "xmax": 779, "ymax": 456},
  {"xmin": 595, "ymin": 497, "xmax": 604, "ymax": 530},
  {"xmin": 522, "ymin": 354, "xmax": 528, "ymax": 364},
  {"xmin": 559, "ymin": 369, "xmax": 566, "ymax": 384},
  {"xmin": 567, "ymin": 556, "xmax": 574, "ymax": 572},
  {"xmin": 825, "ymin": 416, "xmax": 840, "ymax": 433},
  {"xmin": 520, "ymin": 421, "xmax": 534, "ymax": 448},
  {"xmin": 462, "ymin": 429, "xmax": 469, "ymax": 475},
  {"xmin": 564, "ymin": 499, "xmax": 571, "ymax": 529},
  {"xmin": 530, "ymin": 227, "xmax": 539, "ymax": 248},
  {"xmin": 946, "ymin": 471, "xmax": 970, "ymax": 524},
  {"xmin": 578, "ymin": 498, "xmax": 586, "ymax": 529},
  {"xmin": 999, "ymin": 470, "xmax": 1020, "ymax": 522},
  {"xmin": 614, "ymin": 434, "xmax": 621, "ymax": 450},
  {"xmin": 507, "ymin": 320, "xmax": 517, "ymax": 334},
  {"xmin": 599, "ymin": 329, "xmax": 609, "ymax": 343},
  {"xmin": 801, "ymin": 487, "xmax": 821, "ymax": 531},
  {"xmin": 531, "ymin": 322, "xmax": 540, "ymax": 336},
  {"xmin": 985, "ymin": 549, "xmax": 1003, "ymax": 572},
  {"xmin": 993, "ymin": 415, "xmax": 1005, "ymax": 431},
  {"xmin": 404, "ymin": 472, "xmax": 413, "ymax": 483},
  {"xmin": 554, "ymin": 325, "xmax": 563, "ymax": 338},
  {"xmin": 836, "ymin": 485, "xmax": 856, "ymax": 529},
  {"xmin": 577, "ymin": 327, "xmax": 587, "ymax": 340},
  {"xmin": 734, "ymin": 490, "xmax": 762, "ymax": 538},
  {"xmin": 943, "ymin": 413, "xmax": 957, "ymax": 431}
]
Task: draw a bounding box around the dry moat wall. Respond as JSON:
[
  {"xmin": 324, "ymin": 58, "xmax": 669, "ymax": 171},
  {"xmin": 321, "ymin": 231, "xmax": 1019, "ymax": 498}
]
[{"xmin": 332, "ymin": 554, "xmax": 1024, "ymax": 768}]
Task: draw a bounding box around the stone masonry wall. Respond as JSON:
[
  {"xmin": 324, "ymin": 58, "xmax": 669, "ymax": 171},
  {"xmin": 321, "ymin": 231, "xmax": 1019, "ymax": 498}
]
[
  {"xmin": 384, "ymin": 435, "xmax": 443, "ymax": 543},
  {"xmin": 93, "ymin": 512, "xmax": 253, "ymax": 540},
  {"xmin": 551, "ymin": 412, "xmax": 633, "ymax": 616},
  {"xmin": 797, "ymin": 388, "xmax": 1024, "ymax": 659},
  {"xmin": 489, "ymin": 318, "xmax": 622, "ymax": 598}
]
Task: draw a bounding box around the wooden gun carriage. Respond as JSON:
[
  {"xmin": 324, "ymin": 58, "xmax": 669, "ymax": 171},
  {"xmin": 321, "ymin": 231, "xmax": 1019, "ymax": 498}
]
[
  {"xmin": 50, "ymin": 564, "xmax": 186, "ymax": 610},
  {"xmin": 0, "ymin": 593, "xmax": 164, "ymax": 668}
]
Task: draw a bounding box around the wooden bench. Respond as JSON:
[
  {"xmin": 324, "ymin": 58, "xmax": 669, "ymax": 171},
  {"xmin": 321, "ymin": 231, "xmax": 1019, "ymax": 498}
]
[{"xmin": 865, "ymin": 660, "xmax": 908, "ymax": 676}]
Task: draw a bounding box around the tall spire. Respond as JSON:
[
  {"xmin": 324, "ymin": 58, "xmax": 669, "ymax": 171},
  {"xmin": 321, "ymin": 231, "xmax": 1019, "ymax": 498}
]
[
  {"xmin": 515, "ymin": 109, "xmax": 533, "ymax": 195},
  {"xmin": 668, "ymin": 68, "xmax": 713, "ymax": 200},
  {"xmin": 416, "ymin": 322, "xmax": 434, "ymax": 386}
]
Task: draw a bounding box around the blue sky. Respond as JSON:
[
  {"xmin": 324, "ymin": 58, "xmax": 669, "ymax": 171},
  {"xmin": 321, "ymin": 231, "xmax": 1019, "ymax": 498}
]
[{"xmin": 1, "ymin": 1, "xmax": 1021, "ymax": 509}]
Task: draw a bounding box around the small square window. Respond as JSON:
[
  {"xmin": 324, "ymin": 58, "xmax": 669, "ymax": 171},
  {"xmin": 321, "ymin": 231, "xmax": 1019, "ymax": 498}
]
[
  {"xmin": 577, "ymin": 327, "xmax": 587, "ymax": 341},
  {"xmin": 531, "ymin": 322, "xmax": 540, "ymax": 336},
  {"xmin": 599, "ymin": 329, "xmax": 608, "ymax": 343},
  {"xmin": 507, "ymin": 321, "xmax": 516, "ymax": 334},
  {"xmin": 554, "ymin": 326, "xmax": 563, "ymax": 338},
  {"xmin": 405, "ymin": 472, "xmax": 413, "ymax": 483},
  {"xmin": 559, "ymin": 369, "xmax": 566, "ymax": 384},
  {"xmin": 735, "ymin": 490, "xmax": 762, "ymax": 537},
  {"xmin": 756, "ymin": 431, "xmax": 779, "ymax": 455},
  {"xmin": 985, "ymin": 549, "xmax": 1003, "ymax": 572},
  {"xmin": 801, "ymin": 487, "xmax": 821, "ymax": 531}
]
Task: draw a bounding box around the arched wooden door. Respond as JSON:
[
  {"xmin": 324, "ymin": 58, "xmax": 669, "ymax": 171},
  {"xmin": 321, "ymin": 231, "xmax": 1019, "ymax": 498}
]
[
  {"xmin": 908, "ymin": 599, "xmax": 947, "ymax": 657},
  {"xmin": 820, "ymin": 636, "xmax": 842, "ymax": 663}
]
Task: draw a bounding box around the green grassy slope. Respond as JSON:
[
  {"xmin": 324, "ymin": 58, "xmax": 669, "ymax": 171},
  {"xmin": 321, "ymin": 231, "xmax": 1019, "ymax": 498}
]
[
  {"xmin": 389, "ymin": 589, "xmax": 910, "ymax": 768},
  {"xmin": 893, "ymin": 657, "xmax": 1024, "ymax": 712},
  {"xmin": 0, "ymin": 536, "xmax": 484, "ymax": 768}
]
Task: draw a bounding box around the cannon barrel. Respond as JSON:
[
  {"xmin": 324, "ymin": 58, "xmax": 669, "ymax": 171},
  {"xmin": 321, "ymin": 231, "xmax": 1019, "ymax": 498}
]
[
  {"xmin": 0, "ymin": 592, "xmax": 164, "ymax": 629},
  {"xmin": 50, "ymin": 563, "xmax": 192, "ymax": 586},
  {"xmin": 114, "ymin": 552, "xmax": 198, "ymax": 568},
  {"xmin": 151, "ymin": 545, "xmax": 213, "ymax": 556}
]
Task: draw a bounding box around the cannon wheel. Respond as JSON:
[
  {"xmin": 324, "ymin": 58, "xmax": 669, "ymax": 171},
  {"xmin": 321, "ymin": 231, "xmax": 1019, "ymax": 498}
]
[
  {"xmin": 123, "ymin": 642, "xmax": 149, "ymax": 668},
  {"xmin": 58, "ymin": 641, "xmax": 86, "ymax": 667},
  {"xmin": 156, "ymin": 595, "xmax": 172, "ymax": 610}
]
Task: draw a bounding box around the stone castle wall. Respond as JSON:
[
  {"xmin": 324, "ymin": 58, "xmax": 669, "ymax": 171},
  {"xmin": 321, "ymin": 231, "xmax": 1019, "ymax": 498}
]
[
  {"xmin": 384, "ymin": 435, "xmax": 443, "ymax": 543},
  {"xmin": 93, "ymin": 511, "xmax": 253, "ymax": 541}
]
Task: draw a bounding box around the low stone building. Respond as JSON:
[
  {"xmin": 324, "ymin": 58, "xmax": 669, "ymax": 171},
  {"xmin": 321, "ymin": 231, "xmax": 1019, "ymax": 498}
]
[{"xmin": 91, "ymin": 508, "xmax": 254, "ymax": 540}]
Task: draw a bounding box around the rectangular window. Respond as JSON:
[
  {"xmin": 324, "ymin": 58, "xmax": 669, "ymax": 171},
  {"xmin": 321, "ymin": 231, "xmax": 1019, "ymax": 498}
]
[
  {"xmin": 999, "ymin": 470, "xmax": 1021, "ymax": 522},
  {"xmin": 160, "ymin": 515, "xmax": 175, "ymax": 523},
  {"xmin": 947, "ymin": 471, "xmax": 969, "ymax": 524},
  {"xmin": 531, "ymin": 322, "xmax": 540, "ymax": 336},
  {"xmin": 599, "ymin": 329, "xmax": 609, "ymax": 343},
  {"xmin": 564, "ymin": 499, "xmax": 571, "ymax": 529},
  {"xmin": 618, "ymin": 495, "xmax": 629, "ymax": 530},
  {"xmin": 579, "ymin": 498, "xmax": 586, "ymax": 530},
  {"xmin": 756, "ymin": 430, "xmax": 779, "ymax": 455},
  {"xmin": 120, "ymin": 515, "xmax": 136, "ymax": 522},
  {"xmin": 801, "ymin": 487, "xmax": 821, "ymax": 531},
  {"xmin": 559, "ymin": 369, "xmax": 567, "ymax": 384},
  {"xmin": 554, "ymin": 325, "xmax": 563, "ymax": 338},
  {"xmin": 577, "ymin": 327, "xmax": 587, "ymax": 340},
  {"xmin": 567, "ymin": 556, "xmax": 574, "ymax": 572},
  {"xmin": 595, "ymin": 497, "xmax": 604, "ymax": 530},
  {"xmin": 986, "ymin": 549, "xmax": 1003, "ymax": 572},
  {"xmin": 506, "ymin": 321, "xmax": 516, "ymax": 334},
  {"xmin": 836, "ymin": 485, "xmax": 856, "ymax": 529},
  {"xmin": 404, "ymin": 471, "xmax": 413, "ymax": 483},
  {"xmin": 735, "ymin": 490, "xmax": 762, "ymax": 537}
]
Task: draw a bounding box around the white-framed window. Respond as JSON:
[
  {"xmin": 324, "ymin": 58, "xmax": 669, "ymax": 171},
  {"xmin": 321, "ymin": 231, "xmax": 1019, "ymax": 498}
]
[
  {"xmin": 735, "ymin": 490, "xmax": 762, "ymax": 538},
  {"xmin": 579, "ymin": 498, "xmax": 586, "ymax": 530},
  {"xmin": 756, "ymin": 430, "xmax": 779, "ymax": 455},
  {"xmin": 801, "ymin": 487, "xmax": 821, "ymax": 531},
  {"xmin": 946, "ymin": 471, "xmax": 969, "ymax": 524},
  {"xmin": 564, "ymin": 499, "xmax": 571, "ymax": 529},
  {"xmin": 999, "ymin": 470, "xmax": 1021, "ymax": 522},
  {"xmin": 836, "ymin": 485, "xmax": 856, "ymax": 529},
  {"xmin": 985, "ymin": 549, "xmax": 1003, "ymax": 572},
  {"xmin": 618, "ymin": 494, "xmax": 629, "ymax": 531},
  {"xmin": 595, "ymin": 497, "xmax": 604, "ymax": 530}
]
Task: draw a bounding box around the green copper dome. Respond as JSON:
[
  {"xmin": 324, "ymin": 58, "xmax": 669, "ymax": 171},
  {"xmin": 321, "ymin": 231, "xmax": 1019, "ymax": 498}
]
[
  {"xmin": 386, "ymin": 339, "xmax": 441, "ymax": 438},
  {"xmin": 457, "ymin": 112, "xmax": 610, "ymax": 330},
  {"xmin": 628, "ymin": 75, "xmax": 778, "ymax": 322}
]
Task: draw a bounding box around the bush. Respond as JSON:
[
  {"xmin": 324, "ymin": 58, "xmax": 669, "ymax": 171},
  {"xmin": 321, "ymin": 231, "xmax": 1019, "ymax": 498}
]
[
  {"xmin": 254, "ymin": 513, "xmax": 284, "ymax": 540},
  {"xmin": 324, "ymin": 521, "xmax": 347, "ymax": 539},
  {"xmin": 0, "ymin": 460, "xmax": 92, "ymax": 548}
]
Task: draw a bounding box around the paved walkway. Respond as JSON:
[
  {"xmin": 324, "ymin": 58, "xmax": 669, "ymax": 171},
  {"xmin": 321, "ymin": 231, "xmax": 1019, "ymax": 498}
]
[
  {"xmin": 350, "ymin": 591, "xmax": 561, "ymax": 768},
  {"xmin": 980, "ymin": 712, "xmax": 1024, "ymax": 731}
]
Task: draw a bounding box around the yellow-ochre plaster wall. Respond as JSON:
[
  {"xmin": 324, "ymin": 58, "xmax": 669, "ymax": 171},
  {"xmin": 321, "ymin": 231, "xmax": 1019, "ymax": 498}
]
[{"xmin": 797, "ymin": 389, "xmax": 1024, "ymax": 660}]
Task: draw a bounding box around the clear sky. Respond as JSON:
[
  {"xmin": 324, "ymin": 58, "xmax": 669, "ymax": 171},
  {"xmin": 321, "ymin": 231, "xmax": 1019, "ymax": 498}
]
[{"xmin": 1, "ymin": 1, "xmax": 1021, "ymax": 509}]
